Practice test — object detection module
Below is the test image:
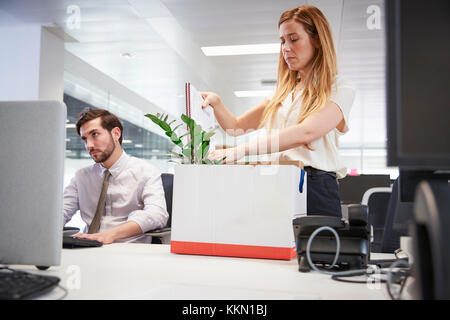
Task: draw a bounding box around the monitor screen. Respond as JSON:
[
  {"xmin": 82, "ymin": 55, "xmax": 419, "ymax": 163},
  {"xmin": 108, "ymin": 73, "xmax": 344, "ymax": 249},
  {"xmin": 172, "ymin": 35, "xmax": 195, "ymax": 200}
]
[
  {"xmin": 0, "ymin": 100, "xmax": 66, "ymax": 268},
  {"xmin": 386, "ymin": 0, "xmax": 450, "ymax": 169},
  {"xmin": 338, "ymin": 174, "xmax": 391, "ymax": 204}
]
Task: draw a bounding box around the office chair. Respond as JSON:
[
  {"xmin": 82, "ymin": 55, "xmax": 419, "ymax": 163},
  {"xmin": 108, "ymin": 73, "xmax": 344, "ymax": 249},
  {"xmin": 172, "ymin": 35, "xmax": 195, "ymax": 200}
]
[
  {"xmin": 145, "ymin": 173, "xmax": 173, "ymax": 244},
  {"xmin": 361, "ymin": 187, "xmax": 392, "ymax": 253},
  {"xmin": 381, "ymin": 178, "xmax": 413, "ymax": 253}
]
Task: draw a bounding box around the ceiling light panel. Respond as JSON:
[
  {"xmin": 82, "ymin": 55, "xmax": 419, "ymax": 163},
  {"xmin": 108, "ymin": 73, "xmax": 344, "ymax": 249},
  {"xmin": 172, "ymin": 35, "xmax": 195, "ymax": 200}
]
[{"xmin": 201, "ymin": 43, "xmax": 280, "ymax": 56}]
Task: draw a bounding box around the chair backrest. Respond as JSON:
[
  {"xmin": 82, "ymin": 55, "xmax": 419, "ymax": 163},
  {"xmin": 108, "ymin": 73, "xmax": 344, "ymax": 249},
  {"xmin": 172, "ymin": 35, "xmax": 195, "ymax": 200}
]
[
  {"xmin": 362, "ymin": 187, "xmax": 392, "ymax": 253},
  {"xmin": 161, "ymin": 173, "xmax": 174, "ymax": 228},
  {"xmin": 339, "ymin": 174, "xmax": 391, "ymax": 204},
  {"xmin": 381, "ymin": 178, "xmax": 414, "ymax": 253}
]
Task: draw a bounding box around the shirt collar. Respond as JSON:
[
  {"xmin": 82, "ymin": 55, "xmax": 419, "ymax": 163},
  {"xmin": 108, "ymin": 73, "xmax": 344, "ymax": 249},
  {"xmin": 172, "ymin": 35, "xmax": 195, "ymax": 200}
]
[{"xmin": 95, "ymin": 150, "xmax": 129, "ymax": 178}]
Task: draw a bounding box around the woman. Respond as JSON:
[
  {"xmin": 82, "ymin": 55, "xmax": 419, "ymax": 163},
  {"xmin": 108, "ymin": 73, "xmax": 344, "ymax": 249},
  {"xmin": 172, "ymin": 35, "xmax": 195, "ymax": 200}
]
[{"xmin": 202, "ymin": 5, "xmax": 355, "ymax": 217}]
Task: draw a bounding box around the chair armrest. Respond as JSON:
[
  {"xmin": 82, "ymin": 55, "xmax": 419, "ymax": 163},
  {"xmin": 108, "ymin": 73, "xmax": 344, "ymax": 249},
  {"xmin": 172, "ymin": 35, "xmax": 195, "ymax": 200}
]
[{"xmin": 144, "ymin": 227, "xmax": 171, "ymax": 237}]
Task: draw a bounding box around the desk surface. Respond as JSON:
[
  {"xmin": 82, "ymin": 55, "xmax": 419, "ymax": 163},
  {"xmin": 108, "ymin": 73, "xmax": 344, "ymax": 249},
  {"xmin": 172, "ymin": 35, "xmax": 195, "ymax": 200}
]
[{"xmin": 16, "ymin": 244, "xmax": 392, "ymax": 300}]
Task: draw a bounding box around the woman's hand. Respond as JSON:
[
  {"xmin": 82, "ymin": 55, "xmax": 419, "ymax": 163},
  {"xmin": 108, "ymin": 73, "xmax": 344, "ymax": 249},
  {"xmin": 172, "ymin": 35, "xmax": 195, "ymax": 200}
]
[
  {"xmin": 200, "ymin": 92, "xmax": 222, "ymax": 109},
  {"xmin": 208, "ymin": 144, "xmax": 247, "ymax": 163}
]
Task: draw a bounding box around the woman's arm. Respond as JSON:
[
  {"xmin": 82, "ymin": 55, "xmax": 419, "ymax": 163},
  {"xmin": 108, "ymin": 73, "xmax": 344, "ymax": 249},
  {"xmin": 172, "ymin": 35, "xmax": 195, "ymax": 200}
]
[
  {"xmin": 201, "ymin": 92, "xmax": 269, "ymax": 136},
  {"xmin": 208, "ymin": 101, "xmax": 344, "ymax": 162}
]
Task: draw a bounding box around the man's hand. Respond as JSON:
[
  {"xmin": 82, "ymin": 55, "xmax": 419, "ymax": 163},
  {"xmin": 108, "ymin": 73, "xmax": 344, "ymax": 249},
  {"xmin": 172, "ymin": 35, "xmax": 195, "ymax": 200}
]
[
  {"xmin": 73, "ymin": 231, "xmax": 115, "ymax": 244},
  {"xmin": 72, "ymin": 221, "xmax": 143, "ymax": 244}
]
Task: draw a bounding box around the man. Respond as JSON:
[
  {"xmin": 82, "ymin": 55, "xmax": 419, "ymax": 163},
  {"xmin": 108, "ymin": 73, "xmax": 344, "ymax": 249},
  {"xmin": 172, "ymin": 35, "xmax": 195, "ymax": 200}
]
[{"xmin": 63, "ymin": 108, "xmax": 168, "ymax": 244}]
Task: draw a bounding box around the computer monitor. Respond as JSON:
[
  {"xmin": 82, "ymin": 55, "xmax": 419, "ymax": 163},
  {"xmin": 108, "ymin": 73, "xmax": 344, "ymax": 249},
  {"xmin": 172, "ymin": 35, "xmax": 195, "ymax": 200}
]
[
  {"xmin": 386, "ymin": 0, "xmax": 450, "ymax": 228},
  {"xmin": 0, "ymin": 100, "xmax": 66, "ymax": 268},
  {"xmin": 338, "ymin": 174, "xmax": 391, "ymax": 204},
  {"xmin": 386, "ymin": 0, "xmax": 450, "ymax": 299},
  {"xmin": 386, "ymin": 0, "xmax": 450, "ymax": 170}
]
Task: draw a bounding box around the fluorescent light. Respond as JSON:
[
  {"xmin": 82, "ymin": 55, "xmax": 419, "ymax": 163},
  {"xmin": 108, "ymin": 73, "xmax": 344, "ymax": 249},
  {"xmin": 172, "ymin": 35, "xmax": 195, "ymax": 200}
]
[
  {"xmin": 122, "ymin": 139, "xmax": 133, "ymax": 144},
  {"xmin": 66, "ymin": 123, "xmax": 76, "ymax": 129},
  {"xmin": 234, "ymin": 90, "xmax": 274, "ymax": 98},
  {"xmin": 134, "ymin": 144, "xmax": 143, "ymax": 148},
  {"xmin": 201, "ymin": 43, "xmax": 280, "ymax": 56}
]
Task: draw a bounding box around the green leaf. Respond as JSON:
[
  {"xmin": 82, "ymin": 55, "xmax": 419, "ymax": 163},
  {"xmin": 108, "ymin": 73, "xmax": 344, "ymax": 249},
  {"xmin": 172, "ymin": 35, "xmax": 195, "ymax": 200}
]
[
  {"xmin": 182, "ymin": 148, "xmax": 192, "ymax": 158},
  {"xmin": 214, "ymin": 157, "xmax": 226, "ymax": 165},
  {"xmin": 185, "ymin": 140, "xmax": 193, "ymax": 149},
  {"xmin": 169, "ymin": 131, "xmax": 179, "ymax": 142},
  {"xmin": 146, "ymin": 113, "xmax": 171, "ymax": 132},
  {"xmin": 160, "ymin": 122, "xmax": 171, "ymax": 132},
  {"xmin": 144, "ymin": 113, "xmax": 159, "ymax": 123},
  {"xmin": 168, "ymin": 132, "xmax": 183, "ymax": 147},
  {"xmin": 201, "ymin": 141, "xmax": 210, "ymax": 158},
  {"xmin": 193, "ymin": 124, "xmax": 203, "ymax": 136},
  {"xmin": 192, "ymin": 137, "xmax": 202, "ymax": 151},
  {"xmin": 179, "ymin": 132, "xmax": 190, "ymax": 140},
  {"xmin": 164, "ymin": 131, "xmax": 175, "ymax": 142},
  {"xmin": 203, "ymin": 131, "xmax": 215, "ymax": 141},
  {"xmin": 181, "ymin": 114, "xmax": 194, "ymax": 132},
  {"xmin": 170, "ymin": 151, "xmax": 183, "ymax": 158},
  {"xmin": 172, "ymin": 123, "xmax": 183, "ymax": 132},
  {"xmin": 149, "ymin": 116, "xmax": 164, "ymax": 130},
  {"xmin": 146, "ymin": 112, "xmax": 220, "ymax": 165},
  {"xmin": 194, "ymin": 146, "xmax": 203, "ymax": 164}
]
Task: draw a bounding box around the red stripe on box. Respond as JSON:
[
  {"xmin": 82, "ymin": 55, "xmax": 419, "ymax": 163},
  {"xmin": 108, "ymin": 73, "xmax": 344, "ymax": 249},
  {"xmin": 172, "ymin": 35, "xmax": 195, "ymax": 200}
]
[{"xmin": 170, "ymin": 241, "xmax": 296, "ymax": 260}]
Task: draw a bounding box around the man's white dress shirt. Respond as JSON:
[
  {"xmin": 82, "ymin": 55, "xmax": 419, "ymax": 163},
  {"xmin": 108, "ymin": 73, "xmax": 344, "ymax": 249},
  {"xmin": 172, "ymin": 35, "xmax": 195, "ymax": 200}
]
[{"xmin": 63, "ymin": 151, "xmax": 168, "ymax": 243}]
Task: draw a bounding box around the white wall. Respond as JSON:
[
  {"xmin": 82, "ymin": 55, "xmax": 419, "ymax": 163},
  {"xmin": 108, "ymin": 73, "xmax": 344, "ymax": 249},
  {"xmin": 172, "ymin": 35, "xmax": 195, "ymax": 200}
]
[
  {"xmin": 39, "ymin": 27, "xmax": 64, "ymax": 101},
  {"xmin": 0, "ymin": 24, "xmax": 41, "ymax": 100},
  {"xmin": 0, "ymin": 25, "xmax": 64, "ymax": 101}
]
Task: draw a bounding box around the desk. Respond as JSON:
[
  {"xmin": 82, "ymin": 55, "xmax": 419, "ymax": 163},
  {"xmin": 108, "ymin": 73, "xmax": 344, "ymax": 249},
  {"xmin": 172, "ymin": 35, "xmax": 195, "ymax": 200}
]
[{"xmin": 19, "ymin": 244, "xmax": 392, "ymax": 300}]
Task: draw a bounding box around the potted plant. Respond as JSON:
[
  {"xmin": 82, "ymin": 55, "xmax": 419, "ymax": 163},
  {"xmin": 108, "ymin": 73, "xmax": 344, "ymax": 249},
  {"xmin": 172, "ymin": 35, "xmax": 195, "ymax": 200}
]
[{"xmin": 145, "ymin": 113, "xmax": 225, "ymax": 165}]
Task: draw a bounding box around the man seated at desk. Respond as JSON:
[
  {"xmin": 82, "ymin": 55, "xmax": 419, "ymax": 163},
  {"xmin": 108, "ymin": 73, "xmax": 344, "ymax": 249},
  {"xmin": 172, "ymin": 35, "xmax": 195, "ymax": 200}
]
[{"xmin": 63, "ymin": 108, "xmax": 168, "ymax": 244}]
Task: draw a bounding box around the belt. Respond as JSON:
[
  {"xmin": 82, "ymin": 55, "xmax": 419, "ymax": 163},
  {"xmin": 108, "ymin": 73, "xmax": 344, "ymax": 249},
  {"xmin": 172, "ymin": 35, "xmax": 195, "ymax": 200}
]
[{"xmin": 303, "ymin": 166, "xmax": 337, "ymax": 179}]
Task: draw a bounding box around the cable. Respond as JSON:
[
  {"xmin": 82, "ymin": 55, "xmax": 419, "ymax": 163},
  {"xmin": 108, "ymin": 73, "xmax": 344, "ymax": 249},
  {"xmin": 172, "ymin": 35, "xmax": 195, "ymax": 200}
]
[
  {"xmin": 305, "ymin": 226, "xmax": 372, "ymax": 277},
  {"xmin": 332, "ymin": 268, "xmax": 388, "ymax": 284},
  {"xmin": 386, "ymin": 259, "xmax": 410, "ymax": 300},
  {"xmin": 306, "ymin": 226, "xmax": 340, "ymax": 272},
  {"xmin": 56, "ymin": 284, "xmax": 69, "ymax": 300},
  {"xmin": 304, "ymin": 224, "xmax": 413, "ymax": 298}
]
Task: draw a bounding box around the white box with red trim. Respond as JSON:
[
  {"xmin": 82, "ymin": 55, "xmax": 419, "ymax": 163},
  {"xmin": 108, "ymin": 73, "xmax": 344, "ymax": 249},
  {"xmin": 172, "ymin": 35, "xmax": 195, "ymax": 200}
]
[{"xmin": 170, "ymin": 163, "xmax": 307, "ymax": 260}]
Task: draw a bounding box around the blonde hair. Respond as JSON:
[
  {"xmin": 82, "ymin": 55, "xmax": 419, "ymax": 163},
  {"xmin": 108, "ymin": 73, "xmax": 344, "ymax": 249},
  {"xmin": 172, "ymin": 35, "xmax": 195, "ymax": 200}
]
[{"xmin": 259, "ymin": 5, "xmax": 337, "ymax": 145}]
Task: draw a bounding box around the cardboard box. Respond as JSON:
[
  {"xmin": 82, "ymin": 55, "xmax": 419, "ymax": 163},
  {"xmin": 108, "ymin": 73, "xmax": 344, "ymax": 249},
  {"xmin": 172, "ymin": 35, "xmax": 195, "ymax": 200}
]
[{"xmin": 170, "ymin": 162, "xmax": 307, "ymax": 260}]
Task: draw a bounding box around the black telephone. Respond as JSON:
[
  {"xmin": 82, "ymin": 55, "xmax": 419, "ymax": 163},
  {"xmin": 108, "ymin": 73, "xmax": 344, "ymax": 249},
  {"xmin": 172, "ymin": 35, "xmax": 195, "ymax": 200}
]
[{"xmin": 293, "ymin": 204, "xmax": 371, "ymax": 272}]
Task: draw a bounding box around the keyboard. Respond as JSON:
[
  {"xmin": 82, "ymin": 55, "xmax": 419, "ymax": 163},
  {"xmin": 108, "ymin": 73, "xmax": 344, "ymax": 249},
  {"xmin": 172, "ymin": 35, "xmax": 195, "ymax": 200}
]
[
  {"xmin": 0, "ymin": 267, "xmax": 60, "ymax": 300},
  {"xmin": 63, "ymin": 236, "xmax": 103, "ymax": 249}
]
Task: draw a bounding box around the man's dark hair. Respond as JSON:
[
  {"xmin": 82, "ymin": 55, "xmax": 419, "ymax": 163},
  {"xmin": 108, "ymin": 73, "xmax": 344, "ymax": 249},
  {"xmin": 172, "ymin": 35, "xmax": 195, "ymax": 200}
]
[{"xmin": 76, "ymin": 108, "xmax": 123, "ymax": 145}]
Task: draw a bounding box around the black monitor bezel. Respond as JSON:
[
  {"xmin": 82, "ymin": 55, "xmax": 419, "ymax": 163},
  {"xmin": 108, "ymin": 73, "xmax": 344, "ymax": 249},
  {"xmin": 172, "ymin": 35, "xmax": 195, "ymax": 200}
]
[{"xmin": 386, "ymin": 0, "xmax": 450, "ymax": 170}]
